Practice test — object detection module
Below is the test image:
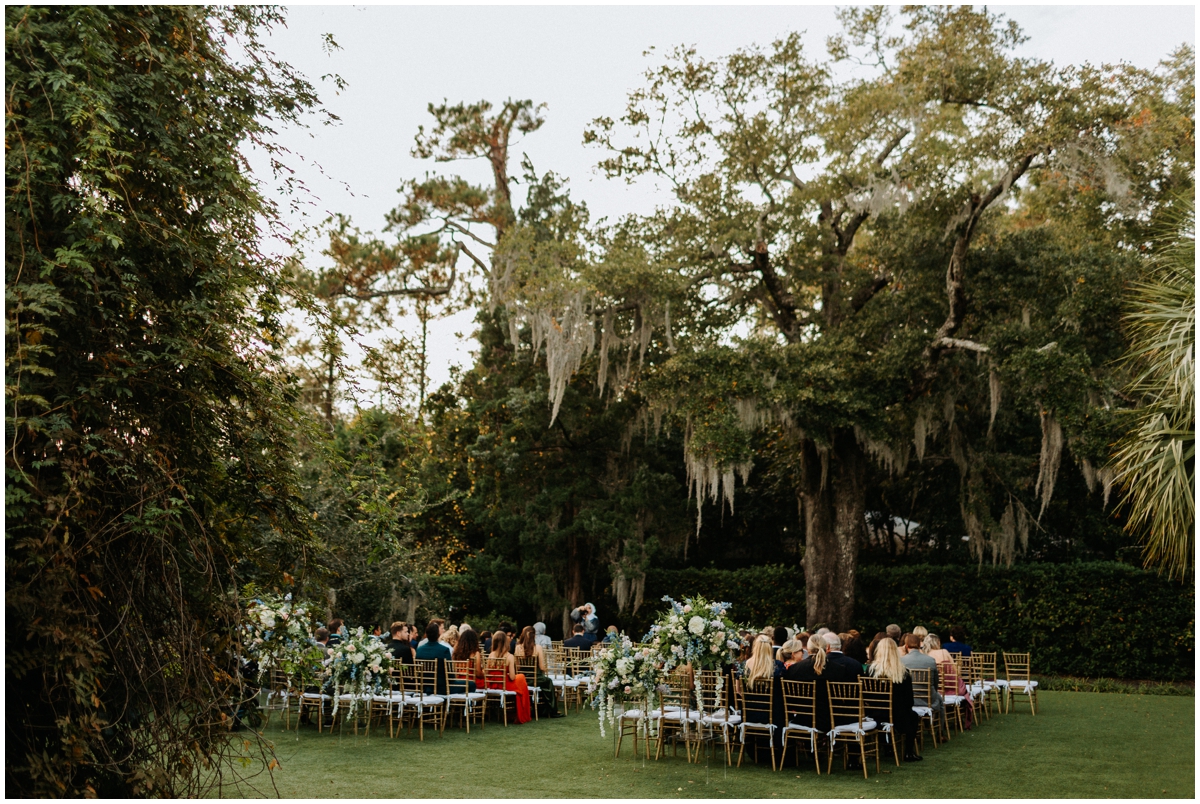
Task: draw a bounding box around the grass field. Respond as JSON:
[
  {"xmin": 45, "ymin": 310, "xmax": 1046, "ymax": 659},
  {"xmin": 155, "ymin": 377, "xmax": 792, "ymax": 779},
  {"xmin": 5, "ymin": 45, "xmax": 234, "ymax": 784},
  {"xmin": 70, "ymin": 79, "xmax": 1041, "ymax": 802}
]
[{"xmin": 215, "ymin": 691, "xmax": 1194, "ymax": 798}]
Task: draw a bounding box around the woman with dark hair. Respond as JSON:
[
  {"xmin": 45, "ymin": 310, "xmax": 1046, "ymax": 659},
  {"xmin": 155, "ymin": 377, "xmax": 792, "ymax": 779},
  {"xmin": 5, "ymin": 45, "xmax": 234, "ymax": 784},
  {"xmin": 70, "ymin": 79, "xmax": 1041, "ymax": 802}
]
[
  {"xmin": 452, "ymin": 627, "xmax": 484, "ymax": 689},
  {"xmin": 867, "ymin": 631, "xmax": 888, "ymax": 662},
  {"xmin": 486, "ymin": 631, "xmax": 531, "ymax": 724},
  {"xmin": 514, "ymin": 625, "xmax": 562, "ymax": 718},
  {"xmin": 843, "ymin": 634, "xmax": 869, "ymax": 668},
  {"xmin": 771, "ymin": 626, "xmax": 789, "ymax": 651}
]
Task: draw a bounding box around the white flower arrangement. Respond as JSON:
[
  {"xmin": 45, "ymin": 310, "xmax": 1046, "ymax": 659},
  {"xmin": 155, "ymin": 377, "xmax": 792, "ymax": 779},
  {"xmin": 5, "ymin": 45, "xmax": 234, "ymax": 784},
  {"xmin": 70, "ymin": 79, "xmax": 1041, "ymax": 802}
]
[
  {"xmin": 327, "ymin": 627, "xmax": 392, "ymax": 718},
  {"xmin": 589, "ymin": 634, "xmax": 665, "ymax": 738},
  {"xmin": 645, "ymin": 596, "xmax": 740, "ymax": 718},
  {"xmin": 241, "ymin": 592, "xmax": 322, "ymax": 684}
]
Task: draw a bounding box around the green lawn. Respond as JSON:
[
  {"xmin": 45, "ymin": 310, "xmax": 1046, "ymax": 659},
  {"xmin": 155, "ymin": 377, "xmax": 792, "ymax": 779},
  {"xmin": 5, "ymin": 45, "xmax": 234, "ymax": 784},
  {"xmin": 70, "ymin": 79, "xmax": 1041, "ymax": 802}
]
[{"xmin": 216, "ymin": 692, "xmax": 1194, "ymax": 798}]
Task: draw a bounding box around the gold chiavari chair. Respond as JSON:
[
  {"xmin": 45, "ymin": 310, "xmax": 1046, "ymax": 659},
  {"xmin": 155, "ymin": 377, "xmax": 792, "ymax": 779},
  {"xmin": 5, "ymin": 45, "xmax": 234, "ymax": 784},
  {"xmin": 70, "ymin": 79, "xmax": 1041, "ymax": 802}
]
[
  {"xmin": 781, "ymin": 679, "xmax": 822, "ymax": 774},
  {"xmin": 262, "ymin": 668, "xmax": 295, "ymax": 730},
  {"xmin": 1002, "ymin": 652, "xmax": 1038, "ymax": 715},
  {"xmin": 409, "ymin": 659, "xmax": 448, "ymax": 740},
  {"xmin": 516, "ymin": 656, "xmax": 543, "ymax": 721},
  {"xmin": 697, "ymin": 669, "xmax": 739, "ymax": 766},
  {"xmin": 445, "ymin": 659, "xmax": 487, "ymax": 733},
  {"xmin": 297, "ymin": 673, "xmax": 332, "ymax": 733},
  {"xmin": 370, "ymin": 661, "xmax": 407, "ymax": 737},
  {"xmin": 614, "ymin": 695, "xmax": 652, "ymax": 760},
  {"xmin": 483, "ymin": 658, "xmax": 519, "ymax": 726},
  {"xmin": 546, "ymin": 647, "xmax": 575, "ymax": 717},
  {"xmin": 972, "ymin": 651, "xmax": 1005, "ymax": 714},
  {"xmin": 908, "ymin": 667, "xmax": 940, "ymax": 750},
  {"xmin": 939, "ymin": 661, "xmax": 967, "ymax": 735},
  {"xmin": 736, "ymin": 676, "xmax": 780, "ymax": 771},
  {"xmin": 389, "ymin": 661, "xmax": 420, "ymax": 738},
  {"xmin": 860, "ymin": 677, "xmax": 902, "ymax": 767},
  {"xmin": 564, "ymin": 648, "xmax": 592, "ymax": 713},
  {"xmin": 826, "ymin": 681, "xmax": 879, "ymax": 778},
  {"xmin": 652, "ymin": 668, "xmax": 700, "ymax": 762},
  {"xmin": 961, "ymin": 656, "xmax": 989, "ymax": 720}
]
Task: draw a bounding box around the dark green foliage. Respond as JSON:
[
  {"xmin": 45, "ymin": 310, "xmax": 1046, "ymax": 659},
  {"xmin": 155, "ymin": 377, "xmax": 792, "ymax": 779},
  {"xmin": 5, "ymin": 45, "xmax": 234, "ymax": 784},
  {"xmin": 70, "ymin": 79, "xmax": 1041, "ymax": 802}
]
[
  {"xmin": 6, "ymin": 6, "xmax": 322, "ymax": 796},
  {"xmin": 638, "ymin": 563, "xmax": 1194, "ymax": 681}
]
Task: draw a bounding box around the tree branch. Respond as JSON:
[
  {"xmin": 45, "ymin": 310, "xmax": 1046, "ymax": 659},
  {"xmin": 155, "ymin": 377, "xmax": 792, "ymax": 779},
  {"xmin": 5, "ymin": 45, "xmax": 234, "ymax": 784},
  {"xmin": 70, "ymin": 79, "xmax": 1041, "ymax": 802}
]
[{"xmin": 849, "ymin": 274, "xmax": 891, "ymax": 313}]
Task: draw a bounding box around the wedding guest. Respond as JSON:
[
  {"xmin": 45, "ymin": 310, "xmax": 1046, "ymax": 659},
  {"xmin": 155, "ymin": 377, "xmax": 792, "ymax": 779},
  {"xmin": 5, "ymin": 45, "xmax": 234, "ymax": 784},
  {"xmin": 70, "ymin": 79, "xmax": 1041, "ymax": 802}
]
[
  {"xmin": 514, "ymin": 626, "xmax": 563, "ymax": 718},
  {"xmin": 387, "ymin": 622, "xmax": 414, "ymax": 664},
  {"xmin": 867, "ymin": 638, "xmax": 922, "ymax": 762},
  {"xmin": 444, "ymin": 625, "xmax": 460, "ymax": 650},
  {"xmin": 901, "ymin": 634, "xmax": 943, "ymax": 715},
  {"xmin": 843, "ymin": 634, "xmax": 868, "ymax": 667},
  {"xmin": 771, "ymin": 626, "xmax": 789, "ymax": 652},
  {"xmin": 533, "ymin": 622, "xmax": 553, "ymax": 649},
  {"xmin": 563, "ymin": 624, "xmax": 592, "ymax": 649},
  {"xmin": 743, "ymin": 636, "xmax": 785, "ymax": 750},
  {"xmin": 602, "ymin": 625, "xmax": 619, "ymax": 644},
  {"xmin": 415, "ymin": 621, "xmax": 452, "ymax": 695},
  {"xmin": 451, "ymin": 628, "xmax": 483, "ymax": 691},
  {"xmin": 327, "ymin": 619, "xmax": 345, "ymax": 646},
  {"xmin": 912, "ymin": 625, "xmax": 929, "ymax": 641},
  {"xmin": 885, "ymin": 623, "xmax": 901, "ymax": 642},
  {"xmin": 480, "ymin": 630, "xmax": 493, "ymax": 654},
  {"xmin": 313, "ymin": 627, "xmax": 330, "ymax": 650},
  {"xmin": 821, "ymin": 633, "xmax": 864, "ymax": 682},
  {"xmin": 944, "ymin": 626, "xmax": 972, "ymax": 657},
  {"xmin": 487, "ymin": 631, "xmax": 532, "ymax": 723},
  {"xmin": 867, "ymin": 631, "xmax": 888, "ymax": 662},
  {"xmin": 923, "ymin": 634, "xmax": 954, "ymax": 667},
  {"xmin": 785, "ymin": 634, "xmax": 832, "ymax": 732},
  {"xmin": 795, "ymin": 632, "xmax": 810, "ymax": 660}
]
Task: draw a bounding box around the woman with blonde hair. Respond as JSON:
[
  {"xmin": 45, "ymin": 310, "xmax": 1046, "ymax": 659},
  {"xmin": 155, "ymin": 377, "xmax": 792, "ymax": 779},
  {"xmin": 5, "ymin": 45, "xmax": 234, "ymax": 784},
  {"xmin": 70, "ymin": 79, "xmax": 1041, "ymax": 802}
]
[
  {"xmin": 742, "ymin": 636, "xmax": 784, "ymax": 752},
  {"xmin": 868, "ymin": 638, "xmax": 921, "ymax": 762},
  {"xmin": 783, "ymin": 634, "xmax": 833, "ymax": 732},
  {"xmin": 922, "ymin": 633, "xmax": 953, "ymax": 667},
  {"xmin": 443, "ymin": 624, "xmax": 460, "ymax": 649}
]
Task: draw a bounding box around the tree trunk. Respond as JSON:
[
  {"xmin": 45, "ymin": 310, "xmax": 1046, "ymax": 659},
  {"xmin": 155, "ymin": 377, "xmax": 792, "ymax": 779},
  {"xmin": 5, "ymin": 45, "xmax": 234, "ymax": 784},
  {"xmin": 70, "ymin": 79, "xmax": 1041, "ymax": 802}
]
[{"xmin": 800, "ymin": 431, "xmax": 867, "ymax": 630}]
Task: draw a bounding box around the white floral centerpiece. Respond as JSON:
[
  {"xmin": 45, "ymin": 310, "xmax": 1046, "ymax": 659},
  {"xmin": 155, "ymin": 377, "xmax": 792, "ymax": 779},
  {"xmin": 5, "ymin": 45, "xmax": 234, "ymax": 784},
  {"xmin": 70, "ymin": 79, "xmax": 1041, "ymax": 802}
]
[
  {"xmin": 589, "ymin": 634, "xmax": 665, "ymax": 737},
  {"xmin": 325, "ymin": 627, "xmax": 391, "ymax": 718},
  {"xmin": 242, "ymin": 592, "xmax": 322, "ymax": 684},
  {"xmin": 646, "ymin": 596, "xmax": 740, "ymax": 716}
]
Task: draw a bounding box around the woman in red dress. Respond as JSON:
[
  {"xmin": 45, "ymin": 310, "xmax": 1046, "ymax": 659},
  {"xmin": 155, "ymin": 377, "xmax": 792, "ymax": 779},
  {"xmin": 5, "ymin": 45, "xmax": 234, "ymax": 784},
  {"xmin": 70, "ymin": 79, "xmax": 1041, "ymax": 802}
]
[{"xmin": 486, "ymin": 631, "xmax": 532, "ymax": 723}]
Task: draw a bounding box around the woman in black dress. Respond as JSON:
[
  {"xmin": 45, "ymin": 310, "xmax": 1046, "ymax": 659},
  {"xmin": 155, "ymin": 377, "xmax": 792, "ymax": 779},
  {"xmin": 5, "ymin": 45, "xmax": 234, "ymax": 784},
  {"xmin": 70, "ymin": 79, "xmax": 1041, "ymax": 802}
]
[{"xmin": 867, "ymin": 637, "xmax": 922, "ymax": 762}]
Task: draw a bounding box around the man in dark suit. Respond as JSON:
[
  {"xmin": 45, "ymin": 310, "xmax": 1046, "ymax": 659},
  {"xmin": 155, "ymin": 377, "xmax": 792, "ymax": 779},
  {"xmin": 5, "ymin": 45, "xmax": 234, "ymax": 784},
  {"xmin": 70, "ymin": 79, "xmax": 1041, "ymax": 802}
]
[
  {"xmin": 822, "ymin": 633, "xmax": 864, "ymax": 681},
  {"xmin": 387, "ymin": 621, "xmax": 414, "ymax": 664},
  {"xmin": 563, "ymin": 624, "xmax": 593, "ymax": 649}
]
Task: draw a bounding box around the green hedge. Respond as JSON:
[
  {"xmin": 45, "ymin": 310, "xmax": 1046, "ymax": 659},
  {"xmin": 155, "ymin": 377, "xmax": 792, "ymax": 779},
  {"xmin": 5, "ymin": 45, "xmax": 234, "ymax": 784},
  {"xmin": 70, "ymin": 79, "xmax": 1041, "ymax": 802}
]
[{"xmin": 640, "ymin": 562, "xmax": 1194, "ymax": 681}]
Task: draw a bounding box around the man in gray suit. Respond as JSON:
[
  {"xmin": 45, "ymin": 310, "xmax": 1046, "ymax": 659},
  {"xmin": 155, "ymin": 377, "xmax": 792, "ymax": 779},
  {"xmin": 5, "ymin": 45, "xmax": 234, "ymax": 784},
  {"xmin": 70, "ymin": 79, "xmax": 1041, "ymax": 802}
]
[{"xmin": 900, "ymin": 634, "xmax": 943, "ymax": 714}]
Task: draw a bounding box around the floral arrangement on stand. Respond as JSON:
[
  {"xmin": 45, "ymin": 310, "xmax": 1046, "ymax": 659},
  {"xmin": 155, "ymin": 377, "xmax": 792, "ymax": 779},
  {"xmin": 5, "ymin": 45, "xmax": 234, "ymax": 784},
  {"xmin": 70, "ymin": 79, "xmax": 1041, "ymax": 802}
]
[
  {"xmin": 645, "ymin": 595, "xmax": 739, "ymax": 717},
  {"xmin": 589, "ymin": 634, "xmax": 665, "ymax": 738},
  {"xmin": 325, "ymin": 627, "xmax": 392, "ymax": 719},
  {"xmin": 241, "ymin": 592, "xmax": 323, "ymax": 685}
]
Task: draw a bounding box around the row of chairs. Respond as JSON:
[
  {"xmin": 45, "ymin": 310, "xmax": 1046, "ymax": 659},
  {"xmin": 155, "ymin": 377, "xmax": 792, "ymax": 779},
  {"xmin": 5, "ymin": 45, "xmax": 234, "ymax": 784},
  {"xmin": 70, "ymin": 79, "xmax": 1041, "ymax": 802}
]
[{"xmin": 610, "ymin": 651, "xmax": 1039, "ymax": 778}]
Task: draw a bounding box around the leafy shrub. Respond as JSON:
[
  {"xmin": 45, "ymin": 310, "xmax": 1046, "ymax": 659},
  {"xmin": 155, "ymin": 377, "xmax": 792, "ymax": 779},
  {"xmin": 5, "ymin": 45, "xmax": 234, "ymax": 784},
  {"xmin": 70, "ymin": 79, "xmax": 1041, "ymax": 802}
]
[{"xmin": 640, "ymin": 562, "xmax": 1193, "ymax": 681}]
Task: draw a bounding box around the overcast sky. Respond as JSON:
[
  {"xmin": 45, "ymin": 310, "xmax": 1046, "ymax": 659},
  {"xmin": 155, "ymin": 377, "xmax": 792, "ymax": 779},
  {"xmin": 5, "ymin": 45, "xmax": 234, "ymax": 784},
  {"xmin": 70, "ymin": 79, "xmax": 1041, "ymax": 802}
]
[{"xmin": 256, "ymin": 3, "xmax": 1196, "ymax": 396}]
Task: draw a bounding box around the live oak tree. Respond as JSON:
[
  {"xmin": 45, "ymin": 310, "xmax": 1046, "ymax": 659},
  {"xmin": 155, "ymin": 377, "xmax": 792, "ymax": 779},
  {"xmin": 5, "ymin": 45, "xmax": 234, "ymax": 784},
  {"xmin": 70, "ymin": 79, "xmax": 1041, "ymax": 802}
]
[
  {"xmin": 555, "ymin": 7, "xmax": 1194, "ymax": 627},
  {"xmin": 6, "ymin": 7, "xmax": 325, "ymax": 795}
]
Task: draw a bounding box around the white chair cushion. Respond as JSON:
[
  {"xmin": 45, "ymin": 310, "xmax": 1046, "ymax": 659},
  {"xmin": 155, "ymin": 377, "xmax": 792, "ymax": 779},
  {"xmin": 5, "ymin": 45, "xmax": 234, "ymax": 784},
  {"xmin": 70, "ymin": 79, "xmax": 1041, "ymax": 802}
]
[
  {"xmin": 707, "ymin": 708, "xmax": 740, "ymax": 720},
  {"xmin": 783, "ymin": 723, "xmax": 820, "ymax": 734},
  {"xmin": 446, "ymin": 692, "xmax": 486, "ymax": 701},
  {"xmin": 651, "ymin": 709, "xmax": 701, "ymax": 722},
  {"xmin": 1009, "ymin": 680, "xmax": 1038, "ymax": 690},
  {"xmin": 944, "ymin": 695, "xmax": 966, "ymax": 705},
  {"xmin": 912, "ymin": 706, "xmax": 933, "ymax": 717},
  {"xmin": 486, "ymin": 688, "xmax": 517, "ymax": 696},
  {"xmin": 619, "ymin": 709, "xmax": 645, "ymax": 719},
  {"xmin": 301, "ymin": 693, "xmax": 330, "ymax": 700},
  {"xmin": 412, "ymin": 695, "xmax": 445, "ymax": 706},
  {"xmin": 830, "ymin": 718, "xmax": 876, "ymax": 735},
  {"xmin": 552, "ymin": 679, "xmax": 580, "ymax": 688},
  {"xmin": 702, "ymin": 713, "xmax": 743, "ymax": 726},
  {"xmin": 991, "ymin": 679, "xmax": 1010, "ymax": 687}
]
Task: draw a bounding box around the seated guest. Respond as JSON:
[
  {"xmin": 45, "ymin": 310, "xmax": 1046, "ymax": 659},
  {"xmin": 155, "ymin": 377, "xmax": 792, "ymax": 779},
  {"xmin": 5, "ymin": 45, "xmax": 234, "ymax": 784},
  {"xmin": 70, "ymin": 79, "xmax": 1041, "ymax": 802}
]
[
  {"xmin": 923, "ymin": 634, "xmax": 954, "ymax": 668},
  {"xmin": 821, "ymin": 633, "xmax": 864, "ymax": 682},
  {"xmin": 451, "ymin": 628, "xmax": 483, "ymax": 692},
  {"xmin": 415, "ymin": 621, "xmax": 452, "ymax": 695},
  {"xmin": 563, "ymin": 624, "xmax": 593, "ymax": 649},
  {"xmin": 387, "ymin": 622, "xmax": 414, "ymax": 664},
  {"xmin": 326, "ymin": 618, "xmax": 345, "ymax": 646},
  {"xmin": 867, "ymin": 638, "xmax": 922, "ymax": 762},
  {"xmin": 815, "ymin": 627, "xmax": 831, "ymax": 637},
  {"xmin": 602, "ymin": 625, "xmax": 620, "ymax": 644},
  {"xmin": 795, "ymin": 632, "xmax": 810, "ymax": 660},
  {"xmin": 417, "ymin": 618, "xmax": 448, "ymax": 649},
  {"xmin": 487, "ymin": 632, "xmax": 532, "ymax": 724},
  {"xmin": 313, "ymin": 626, "xmax": 330, "ymax": 651},
  {"xmin": 780, "ymin": 640, "xmax": 804, "ymax": 669},
  {"xmin": 912, "ymin": 625, "xmax": 929, "ymax": 641},
  {"xmin": 843, "ymin": 634, "xmax": 868, "ymax": 667},
  {"xmin": 785, "ymin": 634, "xmax": 831, "ymax": 731},
  {"xmin": 514, "ymin": 626, "xmax": 563, "ymax": 718},
  {"xmin": 885, "ymin": 623, "xmax": 901, "ymax": 642},
  {"xmin": 444, "ymin": 625, "xmax": 460, "ymax": 650},
  {"xmin": 900, "ymin": 634, "xmax": 943, "ymax": 714},
  {"xmin": 533, "ymin": 622, "xmax": 553, "ymax": 649},
  {"xmin": 743, "ymin": 637, "xmax": 785, "ymax": 749},
  {"xmin": 771, "ymin": 626, "xmax": 790, "ymax": 654},
  {"xmin": 480, "ymin": 630, "xmax": 492, "ymax": 654},
  {"xmin": 944, "ymin": 625, "xmax": 972, "ymax": 657},
  {"xmin": 867, "ymin": 631, "xmax": 887, "ymax": 662}
]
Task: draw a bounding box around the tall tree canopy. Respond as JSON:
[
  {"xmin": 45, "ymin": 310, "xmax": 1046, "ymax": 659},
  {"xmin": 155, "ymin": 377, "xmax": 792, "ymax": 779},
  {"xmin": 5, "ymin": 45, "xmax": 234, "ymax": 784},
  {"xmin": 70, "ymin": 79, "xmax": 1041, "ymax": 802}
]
[{"xmin": 5, "ymin": 6, "xmax": 325, "ymax": 795}]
